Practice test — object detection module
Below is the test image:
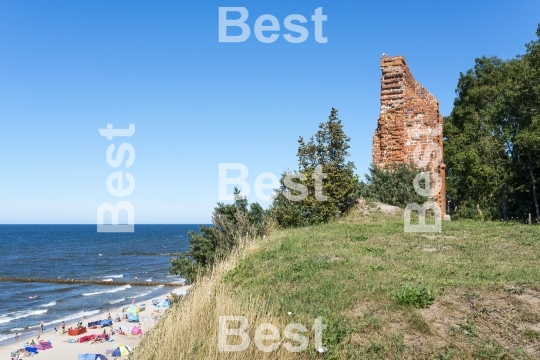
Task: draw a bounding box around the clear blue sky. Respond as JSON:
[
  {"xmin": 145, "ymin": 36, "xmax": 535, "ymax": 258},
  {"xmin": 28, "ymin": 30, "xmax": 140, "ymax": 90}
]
[{"xmin": 0, "ymin": 0, "xmax": 538, "ymax": 224}]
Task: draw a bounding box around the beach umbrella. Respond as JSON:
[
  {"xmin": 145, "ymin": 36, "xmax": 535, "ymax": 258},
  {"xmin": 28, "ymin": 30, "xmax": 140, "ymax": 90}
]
[
  {"xmin": 111, "ymin": 344, "xmax": 130, "ymax": 357},
  {"xmin": 78, "ymin": 354, "xmax": 108, "ymax": 360},
  {"xmin": 127, "ymin": 313, "xmax": 140, "ymax": 323},
  {"xmin": 126, "ymin": 305, "xmax": 139, "ymax": 314}
]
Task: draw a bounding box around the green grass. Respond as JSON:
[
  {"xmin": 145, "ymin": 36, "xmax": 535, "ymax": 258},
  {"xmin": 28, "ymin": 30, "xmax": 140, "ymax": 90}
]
[
  {"xmin": 223, "ymin": 211, "xmax": 540, "ymax": 359},
  {"xmin": 393, "ymin": 284, "xmax": 436, "ymax": 308}
]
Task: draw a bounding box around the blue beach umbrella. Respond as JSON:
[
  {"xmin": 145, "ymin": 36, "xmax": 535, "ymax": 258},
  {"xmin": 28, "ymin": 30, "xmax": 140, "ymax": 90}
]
[{"xmin": 77, "ymin": 354, "xmax": 108, "ymax": 360}]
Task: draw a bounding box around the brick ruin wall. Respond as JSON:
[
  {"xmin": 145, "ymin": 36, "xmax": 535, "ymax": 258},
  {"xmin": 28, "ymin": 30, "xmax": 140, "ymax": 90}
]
[{"xmin": 372, "ymin": 56, "xmax": 446, "ymax": 216}]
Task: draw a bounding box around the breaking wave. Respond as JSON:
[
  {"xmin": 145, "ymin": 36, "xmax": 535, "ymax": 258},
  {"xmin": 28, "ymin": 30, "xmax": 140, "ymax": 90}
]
[
  {"xmin": 0, "ymin": 309, "xmax": 47, "ymax": 325},
  {"xmin": 82, "ymin": 285, "xmax": 131, "ymax": 297}
]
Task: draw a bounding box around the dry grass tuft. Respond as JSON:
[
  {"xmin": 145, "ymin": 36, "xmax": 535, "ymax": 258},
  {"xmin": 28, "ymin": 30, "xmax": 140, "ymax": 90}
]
[{"xmin": 131, "ymin": 242, "xmax": 311, "ymax": 360}]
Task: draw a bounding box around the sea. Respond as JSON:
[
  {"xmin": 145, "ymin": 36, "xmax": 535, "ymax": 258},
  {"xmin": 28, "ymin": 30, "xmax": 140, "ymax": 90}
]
[{"xmin": 0, "ymin": 224, "xmax": 200, "ymax": 346}]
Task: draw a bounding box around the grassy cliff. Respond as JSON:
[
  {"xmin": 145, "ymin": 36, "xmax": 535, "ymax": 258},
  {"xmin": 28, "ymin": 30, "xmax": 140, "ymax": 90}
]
[{"xmin": 132, "ymin": 207, "xmax": 540, "ymax": 359}]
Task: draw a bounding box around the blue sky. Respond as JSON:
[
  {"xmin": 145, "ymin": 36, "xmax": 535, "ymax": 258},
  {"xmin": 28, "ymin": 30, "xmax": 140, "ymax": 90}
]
[{"xmin": 0, "ymin": 0, "xmax": 539, "ymax": 224}]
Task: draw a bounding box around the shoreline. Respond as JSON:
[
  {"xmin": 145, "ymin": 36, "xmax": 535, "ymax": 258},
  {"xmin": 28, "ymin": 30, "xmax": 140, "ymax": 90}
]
[
  {"xmin": 0, "ymin": 286, "xmax": 188, "ymax": 359},
  {"xmin": 0, "ymin": 277, "xmax": 181, "ymax": 287}
]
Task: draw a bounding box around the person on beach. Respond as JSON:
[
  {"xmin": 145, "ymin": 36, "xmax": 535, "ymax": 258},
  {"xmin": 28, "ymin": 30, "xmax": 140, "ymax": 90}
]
[
  {"xmin": 61, "ymin": 321, "xmax": 65, "ymax": 334},
  {"xmin": 107, "ymin": 312, "xmax": 112, "ymax": 320},
  {"xmin": 40, "ymin": 320, "xmax": 44, "ymax": 332},
  {"xmin": 83, "ymin": 307, "xmax": 86, "ymax": 319},
  {"xmin": 15, "ymin": 332, "xmax": 18, "ymax": 340},
  {"xmin": 36, "ymin": 330, "xmax": 40, "ymax": 340},
  {"xmin": 132, "ymin": 297, "xmax": 135, "ymax": 304}
]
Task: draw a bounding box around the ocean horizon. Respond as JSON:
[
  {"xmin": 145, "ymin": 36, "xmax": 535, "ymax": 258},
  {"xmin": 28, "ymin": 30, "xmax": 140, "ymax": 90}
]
[{"xmin": 0, "ymin": 224, "xmax": 201, "ymax": 345}]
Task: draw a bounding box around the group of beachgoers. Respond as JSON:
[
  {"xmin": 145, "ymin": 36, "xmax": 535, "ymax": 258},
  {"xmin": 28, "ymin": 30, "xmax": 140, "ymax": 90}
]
[
  {"xmin": 10, "ymin": 320, "xmax": 54, "ymax": 360},
  {"xmin": 6, "ymin": 291, "xmax": 183, "ymax": 360}
]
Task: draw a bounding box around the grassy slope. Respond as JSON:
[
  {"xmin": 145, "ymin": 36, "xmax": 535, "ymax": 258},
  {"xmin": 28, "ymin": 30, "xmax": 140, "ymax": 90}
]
[{"xmin": 134, "ymin": 208, "xmax": 540, "ymax": 359}]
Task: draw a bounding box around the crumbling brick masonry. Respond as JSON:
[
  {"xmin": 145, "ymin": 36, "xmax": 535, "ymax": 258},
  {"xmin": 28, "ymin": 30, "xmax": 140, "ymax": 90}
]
[{"xmin": 372, "ymin": 55, "xmax": 446, "ymax": 216}]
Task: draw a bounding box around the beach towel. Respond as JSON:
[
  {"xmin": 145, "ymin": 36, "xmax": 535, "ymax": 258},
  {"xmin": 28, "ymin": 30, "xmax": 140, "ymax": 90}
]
[
  {"xmin": 24, "ymin": 346, "xmax": 37, "ymax": 354},
  {"xmin": 131, "ymin": 326, "xmax": 142, "ymax": 335},
  {"xmin": 79, "ymin": 334, "xmax": 107, "ymax": 343},
  {"xmin": 79, "ymin": 335, "xmax": 96, "ymax": 343},
  {"xmin": 34, "ymin": 341, "xmax": 53, "ymax": 350}
]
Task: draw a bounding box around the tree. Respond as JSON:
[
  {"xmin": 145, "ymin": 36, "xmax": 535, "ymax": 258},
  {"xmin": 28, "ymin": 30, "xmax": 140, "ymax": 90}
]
[
  {"xmin": 445, "ymin": 24, "xmax": 540, "ymax": 220},
  {"xmin": 170, "ymin": 189, "xmax": 271, "ymax": 282},
  {"xmin": 272, "ymin": 108, "xmax": 360, "ymax": 227},
  {"xmin": 515, "ymin": 25, "xmax": 540, "ymax": 221},
  {"xmin": 359, "ymin": 162, "xmax": 426, "ymax": 208}
]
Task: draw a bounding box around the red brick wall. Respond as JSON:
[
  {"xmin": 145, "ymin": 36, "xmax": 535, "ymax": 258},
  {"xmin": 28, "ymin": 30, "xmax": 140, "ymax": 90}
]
[{"xmin": 372, "ymin": 56, "xmax": 446, "ymax": 216}]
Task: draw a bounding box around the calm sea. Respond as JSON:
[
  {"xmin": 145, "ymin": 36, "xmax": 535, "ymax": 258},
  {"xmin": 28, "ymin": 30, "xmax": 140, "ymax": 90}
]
[{"xmin": 0, "ymin": 224, "xmax": 199, "ymax": 345}]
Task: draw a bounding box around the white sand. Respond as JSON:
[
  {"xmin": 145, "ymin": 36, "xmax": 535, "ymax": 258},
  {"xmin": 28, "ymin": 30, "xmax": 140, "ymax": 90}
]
[{"xmin": 0, "ymin": 286, "xmax": 188, "ymax": 360}]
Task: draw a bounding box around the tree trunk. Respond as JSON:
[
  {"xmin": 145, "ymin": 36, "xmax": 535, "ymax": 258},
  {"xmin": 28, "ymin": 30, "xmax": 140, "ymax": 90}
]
[
  {"xmin": 476, "ymin": 202, "xmax": 484, "ymax": 221},
  {"xmin": 528, "ymin": 152, "xmax": 540, "ymax": 222}
]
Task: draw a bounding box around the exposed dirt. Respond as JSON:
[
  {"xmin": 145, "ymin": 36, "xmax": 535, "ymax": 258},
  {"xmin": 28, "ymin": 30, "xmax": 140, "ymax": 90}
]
[{"xmin": 347, "ymin": 289, "xmax": 540, "ymax": 358}]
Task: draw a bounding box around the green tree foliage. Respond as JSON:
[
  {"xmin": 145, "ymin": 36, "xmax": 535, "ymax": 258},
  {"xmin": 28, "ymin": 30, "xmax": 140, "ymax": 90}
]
[
  {"xmin": 445, "ymin": 25, "xmax": 540, "ymax": 221},
  {"xmin": 170, "ymin": 188, "xmax": 271, "ymax": 282},
  {"xmin": 271, "ymin": 108, "xmax": 360, "ymax": 227},
  {"xmin": 359, "ymin": 162, "xmax": 426, "ymax": 208}
]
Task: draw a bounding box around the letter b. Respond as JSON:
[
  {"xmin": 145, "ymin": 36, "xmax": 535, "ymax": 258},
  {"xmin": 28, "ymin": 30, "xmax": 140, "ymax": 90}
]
[
  {"xmin": 97, "ymin": 201, "xmax": 134, "ymax": 233},
  {"xmin": 404, "ymin": 202, "xmax": 441, "ymax": 233},
  {"xmin": 218, "ymin": 316, "xmax": 250, "ymax": 352},
  {"xmin": 219, "ymin": 7, "xmax": 250, "ymax": 42},
  {"xmin": 219, "ymin": 163, "xmax": 250, "ymax": 200}
]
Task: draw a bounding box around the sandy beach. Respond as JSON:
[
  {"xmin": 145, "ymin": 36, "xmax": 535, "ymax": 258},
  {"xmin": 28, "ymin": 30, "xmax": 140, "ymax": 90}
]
[{"xmin": 0, "ymin": 286, "xmax": 189, "ymax": 360}]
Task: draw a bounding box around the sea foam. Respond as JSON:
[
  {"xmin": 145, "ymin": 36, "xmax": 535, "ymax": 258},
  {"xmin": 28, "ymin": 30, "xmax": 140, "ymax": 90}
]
[
  {"xmin": 44, "ymin": 309, "xmax": 100, "ymax": 326},
  {"xmin": 82, "ymin": 285, "xmax": 131, "ymax": 297},
  {"xmin": 0, "ymin": 309, "xmax": 47, "ymax": 325},
  {"xmin": 108, "ymin": 298, "xmax": 125, "ymax": 304},
  {"xmin": 132, "ymin": 286, "xmax": 162, "ymax": 299}
]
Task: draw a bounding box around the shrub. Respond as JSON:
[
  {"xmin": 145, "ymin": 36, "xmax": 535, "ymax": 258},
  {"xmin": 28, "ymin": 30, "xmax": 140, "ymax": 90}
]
[
  {"xmin": 393, "ymin": 284, "xmax": 436, "ymax": 308},
  {"xmin": 170, "ymin": 188, "xmax": 274, "ymax": 282}
]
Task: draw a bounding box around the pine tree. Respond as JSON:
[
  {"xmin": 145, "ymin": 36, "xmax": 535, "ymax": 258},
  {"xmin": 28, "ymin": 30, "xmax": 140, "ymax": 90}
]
[{"xmin": 272, "ymin": 108, "xmax": 359, "ymax": 226}]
